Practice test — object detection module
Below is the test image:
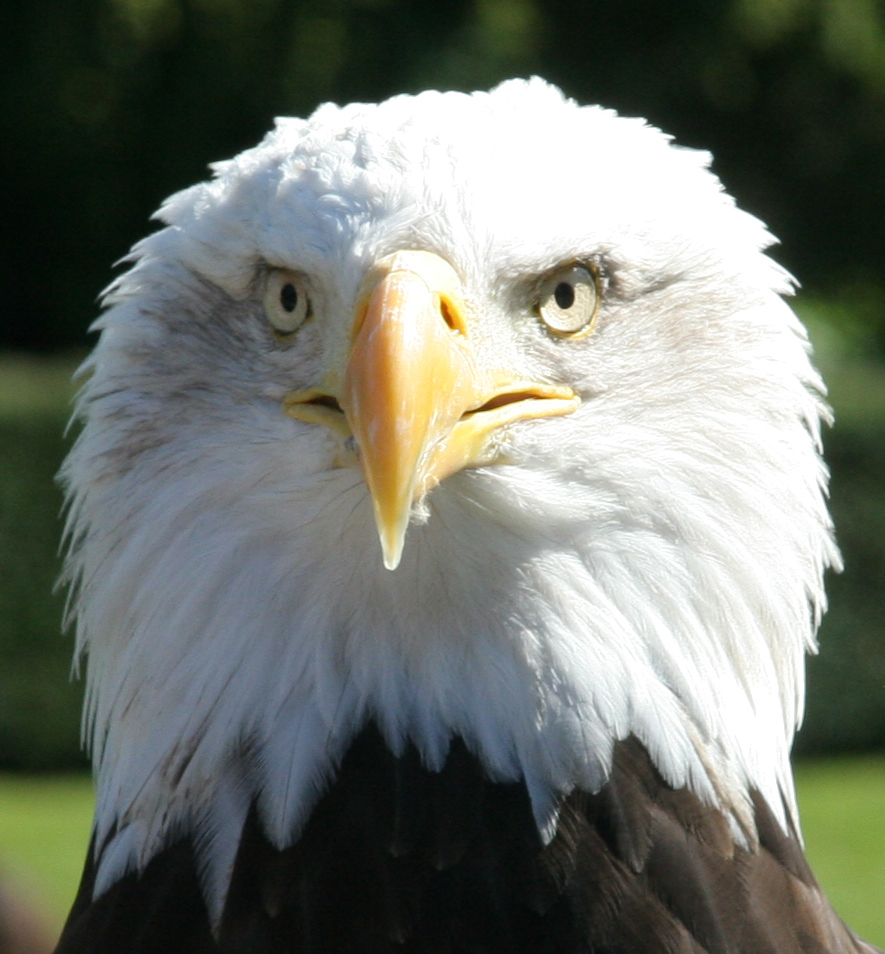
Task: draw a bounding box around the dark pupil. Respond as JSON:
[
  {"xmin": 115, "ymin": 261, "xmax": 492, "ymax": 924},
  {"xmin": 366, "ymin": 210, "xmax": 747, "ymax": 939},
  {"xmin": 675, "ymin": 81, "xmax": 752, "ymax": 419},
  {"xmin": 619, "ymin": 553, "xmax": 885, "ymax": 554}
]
[
  {"xmin": 280, "ymin": 283, "xmax": 298, "ymax": 313},
  {"xmin": 554, "ymin": 282, "xmax": 575, "ymax": 309}
]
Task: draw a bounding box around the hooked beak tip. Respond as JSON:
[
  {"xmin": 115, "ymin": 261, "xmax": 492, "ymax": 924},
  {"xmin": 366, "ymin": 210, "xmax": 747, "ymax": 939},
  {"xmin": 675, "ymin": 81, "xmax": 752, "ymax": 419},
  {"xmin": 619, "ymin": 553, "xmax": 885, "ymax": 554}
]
[{"xmin": 380, "ymin": 526, "xmax": 406, "ymax": 571}]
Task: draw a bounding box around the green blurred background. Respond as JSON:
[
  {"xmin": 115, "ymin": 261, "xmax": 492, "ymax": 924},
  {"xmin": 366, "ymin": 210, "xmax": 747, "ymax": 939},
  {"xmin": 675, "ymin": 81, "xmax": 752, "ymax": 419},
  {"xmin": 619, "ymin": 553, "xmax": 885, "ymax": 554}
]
[{"xmin": 1, "ymin": 0, "xmax": 884, "ymax": 945}]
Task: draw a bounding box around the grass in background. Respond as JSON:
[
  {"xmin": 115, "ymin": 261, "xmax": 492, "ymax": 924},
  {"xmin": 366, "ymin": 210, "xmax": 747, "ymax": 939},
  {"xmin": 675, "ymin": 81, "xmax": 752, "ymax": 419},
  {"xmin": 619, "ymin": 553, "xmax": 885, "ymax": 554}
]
[
  {"xmin": 795, "ymin": 756, "xmax": 885, "ymax": 945},
  {"xmin": 0, "ymin": 352, "xmax": 84, "ymax": 421},
  {"xmin": 0, "ymin": 773, "xmax": 92, "ymax": 942},
  {"xmin": 0, "ymin": 759, "xmax": 883, "ymax": 945}
]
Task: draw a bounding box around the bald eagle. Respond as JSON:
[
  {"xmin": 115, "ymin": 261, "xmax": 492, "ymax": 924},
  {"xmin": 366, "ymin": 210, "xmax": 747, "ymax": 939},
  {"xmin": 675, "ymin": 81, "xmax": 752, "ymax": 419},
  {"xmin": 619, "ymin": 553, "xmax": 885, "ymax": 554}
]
[{"xmin": 54, "ymin": 79, "xmax": 875, "ymax": 954}]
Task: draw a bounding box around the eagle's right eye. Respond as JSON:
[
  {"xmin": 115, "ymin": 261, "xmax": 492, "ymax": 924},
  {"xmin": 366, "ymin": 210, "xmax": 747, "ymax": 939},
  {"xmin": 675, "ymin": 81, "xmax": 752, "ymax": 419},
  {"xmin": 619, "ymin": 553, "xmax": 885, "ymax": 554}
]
[
  {"xmin": 536, "ymin": 264, "xmax": 599, "ymax": 339},
  {"xmin": 264, "ymin": 269, "xmax": 311, "ymax": 337}
]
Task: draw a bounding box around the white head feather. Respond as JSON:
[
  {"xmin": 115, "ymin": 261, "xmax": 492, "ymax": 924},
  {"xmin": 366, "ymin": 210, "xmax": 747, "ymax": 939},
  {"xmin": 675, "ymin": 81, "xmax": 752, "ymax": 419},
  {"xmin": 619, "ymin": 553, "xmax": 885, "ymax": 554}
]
[{"xmin": 61, "ymin": 78, "xmax": 839, "ymax": 918}]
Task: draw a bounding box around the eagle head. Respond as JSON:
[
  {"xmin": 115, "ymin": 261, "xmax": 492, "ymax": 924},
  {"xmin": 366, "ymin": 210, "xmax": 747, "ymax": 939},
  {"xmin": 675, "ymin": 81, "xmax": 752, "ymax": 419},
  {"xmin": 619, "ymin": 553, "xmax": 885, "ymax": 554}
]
[{"xmin": 60, "ymin": 78, "xmax": 839, "ymax": 928}]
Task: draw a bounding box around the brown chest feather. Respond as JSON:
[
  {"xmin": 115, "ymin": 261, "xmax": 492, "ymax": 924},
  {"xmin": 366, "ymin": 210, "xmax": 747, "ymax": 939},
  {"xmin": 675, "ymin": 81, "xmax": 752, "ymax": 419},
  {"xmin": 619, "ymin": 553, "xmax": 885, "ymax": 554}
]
[{"xmin": 55, "ymin": 728, "xmax": 876, "ymax": 954}]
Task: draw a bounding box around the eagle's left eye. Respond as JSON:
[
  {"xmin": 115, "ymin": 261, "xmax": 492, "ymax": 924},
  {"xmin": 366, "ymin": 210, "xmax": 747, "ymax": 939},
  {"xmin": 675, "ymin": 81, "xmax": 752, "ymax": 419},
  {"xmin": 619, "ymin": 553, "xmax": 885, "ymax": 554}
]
[
  {"xmin": 537, "ymin": 264, "xmax": 599, "ymax": 338},
  {"xmin": 264, "ymin": 269, "xmax": 311, "ymax": 337}
]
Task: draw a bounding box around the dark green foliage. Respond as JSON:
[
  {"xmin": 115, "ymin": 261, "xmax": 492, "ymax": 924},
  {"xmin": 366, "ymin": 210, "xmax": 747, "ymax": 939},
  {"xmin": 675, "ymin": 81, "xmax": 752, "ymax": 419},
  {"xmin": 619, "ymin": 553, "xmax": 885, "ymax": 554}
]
[
  {"xmin": 3, "ymin": 0, "xmax": 885, "ymax": 352},
  {"xmin": 0, "ymin": 413, "xmax": 85, "ymax": 769},
  {"xmin": 796, "ymin": 424, "xmax": 885, "ymax": 755}
]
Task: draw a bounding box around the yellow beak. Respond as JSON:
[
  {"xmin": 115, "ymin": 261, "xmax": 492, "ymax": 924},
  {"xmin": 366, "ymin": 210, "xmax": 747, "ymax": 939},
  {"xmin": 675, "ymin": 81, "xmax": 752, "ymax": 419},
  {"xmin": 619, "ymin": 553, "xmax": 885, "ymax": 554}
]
[{"xmin": 285, "ymin": 251, "xmax": 579, "ymax": 570}]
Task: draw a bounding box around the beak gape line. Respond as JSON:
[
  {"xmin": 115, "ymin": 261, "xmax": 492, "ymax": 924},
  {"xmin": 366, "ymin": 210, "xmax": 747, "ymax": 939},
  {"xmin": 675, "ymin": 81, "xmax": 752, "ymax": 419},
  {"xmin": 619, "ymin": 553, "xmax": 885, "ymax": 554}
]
[{"xmin": 285, "ymin": 249, "xmax": 579, "ymax": 569}]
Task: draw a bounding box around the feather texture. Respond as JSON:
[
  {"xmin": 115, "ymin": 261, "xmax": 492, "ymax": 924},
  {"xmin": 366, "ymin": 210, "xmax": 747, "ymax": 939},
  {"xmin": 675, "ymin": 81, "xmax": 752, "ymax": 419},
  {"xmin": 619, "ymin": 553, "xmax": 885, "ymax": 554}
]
[
  {"xmin": 56, "ymin": 78, "xmax": 855, "ymax": 949},
  {"xmin": 57, "ymin": 729, "xmax": 873, "ymax": 953}
]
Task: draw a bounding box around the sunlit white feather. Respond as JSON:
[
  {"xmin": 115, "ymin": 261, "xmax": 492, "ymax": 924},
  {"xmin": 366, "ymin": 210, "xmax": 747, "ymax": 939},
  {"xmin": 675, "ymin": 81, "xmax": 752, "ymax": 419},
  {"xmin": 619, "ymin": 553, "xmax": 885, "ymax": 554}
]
[{"xmin": 60, "ymin": 78, "xmax": 839, "ymax": 921}]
